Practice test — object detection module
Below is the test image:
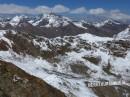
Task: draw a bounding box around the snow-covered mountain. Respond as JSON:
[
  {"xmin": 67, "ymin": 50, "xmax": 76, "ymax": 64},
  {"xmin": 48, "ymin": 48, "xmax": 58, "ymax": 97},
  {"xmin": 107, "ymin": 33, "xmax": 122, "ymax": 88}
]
[
  {"xmin": 117, "ymin": 26, "xmax": 130, "ymax": 39},
  {"xmin": 0, "ymin": 13, "xmax": 128, "ymax": 37},
  {"xmin": 0, "ymin": 14, "xmax": 130, "ymax": 97},
  {"xmin": 31, "ymin": 13, "xmax": 71, "ymax": 27},
  {"xmin": 93, "ymin": 19, "xmax": 121, "ymax": 28}
]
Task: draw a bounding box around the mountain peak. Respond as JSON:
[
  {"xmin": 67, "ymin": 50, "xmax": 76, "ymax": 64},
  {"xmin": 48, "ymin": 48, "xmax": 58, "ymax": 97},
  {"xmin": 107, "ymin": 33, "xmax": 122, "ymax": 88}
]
[
  {"xmin": 10, "ymin": 15, "xmax": 24, "ymax": 26},
  {"xmin": 32, "ymin": 13, "xmax": 71, "ymax": 27},
  {"xmin": 93, "ymin": 19, "xmax": 121, "ymax": 27}
]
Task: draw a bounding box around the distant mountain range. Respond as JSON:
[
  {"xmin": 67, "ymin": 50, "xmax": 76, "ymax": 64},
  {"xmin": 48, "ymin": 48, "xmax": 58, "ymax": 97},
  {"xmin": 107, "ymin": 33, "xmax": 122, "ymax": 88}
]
[{"xmin": 0, "ymin": 13, "xmax": 129, "ymax": 38}]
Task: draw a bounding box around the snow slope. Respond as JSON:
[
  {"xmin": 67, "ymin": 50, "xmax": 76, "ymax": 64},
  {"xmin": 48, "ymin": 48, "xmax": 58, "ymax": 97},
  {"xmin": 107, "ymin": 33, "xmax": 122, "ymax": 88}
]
[
  {"xmin": 0, "ymin": 30, "xmax": 130, "ymax": 97},
  {"xmin": 93, "ymin": 19, "xmax": 121, "ymax": 27},
  {"xmin": 117, "ymin": 27, "xmax": 130, "ymax": 39},
  {"xmin": 10, "ymin": 16, "xmax": 23, "ymax": 26},
  {"xmin": 32, "ymin": 14, "xmax": 70, "ymax": 27}
]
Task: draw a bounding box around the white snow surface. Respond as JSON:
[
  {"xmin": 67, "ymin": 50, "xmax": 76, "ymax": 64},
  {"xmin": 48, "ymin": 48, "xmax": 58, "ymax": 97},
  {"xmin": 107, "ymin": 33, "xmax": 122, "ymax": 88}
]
[
  {"xmin": 93, "ymin": 19, "xmax": 120, "ymax": 27},
  {"xmin": 0, "ymin": 31, "xmax": 130, "ymax": 97},
  {"xmin": 10, "ymin": 16, "xmax": 23, "ymax": 26},
  {"xmin": 78, "ymin": 33, "xmax": 112, "ymax": 42},
  {"xmin": 117, "ymin": 28, "xmax": 130, "ymax": 39},
  {"xmin": 0, "ymin": 30, "xmax": 13, "ymax": 47},
  {"xmin": 0, "ymin": 50, "xmax": 97, "ymax": 97},
  {"xmin": 73, "ymin": 22, "xmax": 88, "ymax": 29},
  {"xmin": 32, "ymin": 14, "xmax": 70, "ymax": 27}
]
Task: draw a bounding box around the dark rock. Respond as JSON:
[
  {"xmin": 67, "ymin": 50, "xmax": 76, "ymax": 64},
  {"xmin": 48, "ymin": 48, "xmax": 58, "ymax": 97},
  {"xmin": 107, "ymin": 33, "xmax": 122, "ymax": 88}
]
[
  {"xmin": 0, "ymin": 40, "xmax": 10, "ymax": 51},
  {"xmin": 83, "ymin": 55, "xmax": 101, "ymax": 65},
  {"xmin": 70, "ymin": 62, "xmax": 90, "ymax": 76},
  {"xmin": 91, "ymin": 86, "xmax": 130, "ymax": 97},
  {"xmin": 0, "ymin": 60, "xmax": 66, "ymax": 97}
]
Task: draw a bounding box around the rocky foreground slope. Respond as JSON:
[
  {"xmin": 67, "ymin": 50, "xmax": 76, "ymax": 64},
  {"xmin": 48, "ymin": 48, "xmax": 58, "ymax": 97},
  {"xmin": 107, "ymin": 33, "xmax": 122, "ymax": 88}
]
[
  {"xmin": 0, "ymin": 14, "xmax": 130, "ymax": 97},
  {"xmin": 0, "ymin": 60, "xmax": 66, "ymax": 97}
]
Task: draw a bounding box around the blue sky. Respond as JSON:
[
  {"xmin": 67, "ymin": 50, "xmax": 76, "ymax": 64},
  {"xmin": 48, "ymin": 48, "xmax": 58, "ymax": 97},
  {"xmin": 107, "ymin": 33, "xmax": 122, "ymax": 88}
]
[
  {"xmin": 0, "ymin": 0, "xmax": 129, "ymax": 13},
  {"xmin": 0, "ymin": 0, "xmax": 130, "ymax": 20}
]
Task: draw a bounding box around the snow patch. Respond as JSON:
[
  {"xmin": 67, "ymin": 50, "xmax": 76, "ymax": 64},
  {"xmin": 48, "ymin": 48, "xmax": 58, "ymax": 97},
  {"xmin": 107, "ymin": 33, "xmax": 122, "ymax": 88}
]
[
  {"xmin": 78, "ymin": 33, "xmax": 112, "ymax": 42},
  {"xmin": 74, "ymin": 22, "xmax": 87, "ymax": 29},
  {"xmin": 117, "ymin": 28, "xmax": 130, "ymax": 39},
  {"xmin": 10, "ymin": 16, "xmax": 23, "ymax": 26}
]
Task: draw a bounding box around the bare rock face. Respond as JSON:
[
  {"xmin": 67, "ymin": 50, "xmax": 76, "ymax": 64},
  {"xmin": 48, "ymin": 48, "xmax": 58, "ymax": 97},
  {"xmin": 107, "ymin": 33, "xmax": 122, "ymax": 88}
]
[
  {"xmin": 0, "ymin": 60, "xmax": 66, "ymax": 97},
  {"xmin": 91, "ymin": 86, "xmax": 130, "ymax": 97},
  {"xmin": 105, "ymin": 40, "xmax": 130, "ymax": 57},
  {"xmin": 0, "ymin": 40, "xmax": 9, "ymax": 51}
]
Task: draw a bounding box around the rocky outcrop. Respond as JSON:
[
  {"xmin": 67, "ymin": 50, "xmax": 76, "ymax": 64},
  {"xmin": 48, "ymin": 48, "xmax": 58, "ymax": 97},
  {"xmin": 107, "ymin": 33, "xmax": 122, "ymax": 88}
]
[
  {"xmin": 0, "ymin": 60, "xmax": 66, "ymax": 97},
  {"xmin": 105, "ymin": 40, "xmax": 130, "ymax": 57},
  {"xmin": 92, "ymin": 86, "xmax": 130, "ymax": 97}
]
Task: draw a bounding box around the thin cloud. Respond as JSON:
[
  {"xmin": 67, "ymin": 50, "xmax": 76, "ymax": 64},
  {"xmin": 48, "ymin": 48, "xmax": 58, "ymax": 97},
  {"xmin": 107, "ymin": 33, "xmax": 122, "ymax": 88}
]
[
  {"xmin": 0, "ymin": 4, "xmax": 130, "ymax": 20},
  {"xmin": 52, "ymin": 4, "xmax": 70, "ymax": 13},
  {"xmin": 89, "ymin": 8, "xmax": 106, "ymax": 15},
  {"xmin": 0, "ymin": 4, "xmax": 33, "ymax": 14},
  {"xmin": 34, "ymin": 6, "xmax": 51, "ymax": 14},
  {"xmin": 88, "ymin": 8, "xmax": 130, "ymax": 20},
  {"xmin": 110, "ymin": 10, "xmax": 130, "ymax": 20},
  {"xmin": 70, "ymin": 7, "xmax": 87, "ymax": 14},
  {"xmin": 0, "ymin": 4, "xmax": 69, "ymax": 14}
]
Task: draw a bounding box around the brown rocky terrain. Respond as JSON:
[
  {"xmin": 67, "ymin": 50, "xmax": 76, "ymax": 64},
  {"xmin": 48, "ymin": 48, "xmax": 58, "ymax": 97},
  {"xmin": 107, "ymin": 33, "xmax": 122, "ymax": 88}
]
[
  {"xmin": 0, "ymin": 60, "xmax": 66, "ymax": 97},
  {"xmin": 92, "ymin": 86, "xmax": 130, "ymax": 97}
]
